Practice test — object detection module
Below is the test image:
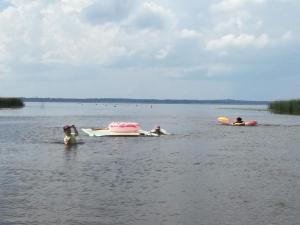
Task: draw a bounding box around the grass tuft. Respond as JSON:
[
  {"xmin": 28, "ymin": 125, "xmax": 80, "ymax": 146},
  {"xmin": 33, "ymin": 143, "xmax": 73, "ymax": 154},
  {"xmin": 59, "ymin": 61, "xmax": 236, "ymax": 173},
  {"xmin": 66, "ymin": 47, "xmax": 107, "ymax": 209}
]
[
  {"xmin": 268, "ymin": 99, "xmax": 300, "ymax": 115},
  {"xmin": 0, "ymin": 97, "xmax": 24, "ymax": 108}
]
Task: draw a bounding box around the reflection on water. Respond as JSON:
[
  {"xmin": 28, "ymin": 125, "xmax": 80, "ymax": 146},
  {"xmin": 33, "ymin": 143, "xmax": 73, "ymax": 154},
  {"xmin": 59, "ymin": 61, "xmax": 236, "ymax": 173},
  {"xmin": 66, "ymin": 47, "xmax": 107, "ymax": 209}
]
[{"xmin": 0, "ymin": 103, "xmax": 300, "ymax": 225}]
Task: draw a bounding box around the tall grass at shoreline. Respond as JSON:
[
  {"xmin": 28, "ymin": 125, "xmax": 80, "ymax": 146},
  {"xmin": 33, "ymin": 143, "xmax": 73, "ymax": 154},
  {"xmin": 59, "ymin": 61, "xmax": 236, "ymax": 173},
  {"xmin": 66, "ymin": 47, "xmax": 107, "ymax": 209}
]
[
  {"xmin": 268, "ymin": 99, "xmax": 300, "ymax": 115},
  {"xmin": 0, "ymin": 97, "xmax": 24, "ymax": 108}
]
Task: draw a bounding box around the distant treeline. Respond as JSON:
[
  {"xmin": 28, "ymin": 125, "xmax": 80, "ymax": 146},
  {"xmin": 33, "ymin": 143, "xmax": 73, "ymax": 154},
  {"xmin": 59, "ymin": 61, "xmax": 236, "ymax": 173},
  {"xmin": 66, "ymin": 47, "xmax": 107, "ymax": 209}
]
[
  {"xmin": 0, "ymin": 97, "xmax": 24, "ymax": 108},
  {"xmin": 268, "ymin": 99, "xmax": 300, "ymax": 115},
  {"xmin": 22, "ymin": 97, "xmax": 270, "ymax": 105}
]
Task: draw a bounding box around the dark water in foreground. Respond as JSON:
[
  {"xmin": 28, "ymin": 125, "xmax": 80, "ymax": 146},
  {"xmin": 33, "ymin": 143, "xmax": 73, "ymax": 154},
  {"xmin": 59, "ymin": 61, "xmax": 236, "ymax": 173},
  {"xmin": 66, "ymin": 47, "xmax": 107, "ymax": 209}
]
[{"xmin": 0, "ymin": 103, "xmax": 300, "ymax": 225}]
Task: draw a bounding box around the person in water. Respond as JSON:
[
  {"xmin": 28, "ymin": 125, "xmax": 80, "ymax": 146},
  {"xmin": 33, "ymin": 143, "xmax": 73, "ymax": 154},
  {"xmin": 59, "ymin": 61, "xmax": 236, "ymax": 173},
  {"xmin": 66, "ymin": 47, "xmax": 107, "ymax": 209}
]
[
  {"xmin": 151, "ymin": 125, "xmax": 165, "ymax": 135},
  {"xmin": 63, "ymin": 125, "xmax": 78, "ymax": 145},
  {"xmin": 233, "ymin": 117, "xmax": 245, "ymax": 126}
]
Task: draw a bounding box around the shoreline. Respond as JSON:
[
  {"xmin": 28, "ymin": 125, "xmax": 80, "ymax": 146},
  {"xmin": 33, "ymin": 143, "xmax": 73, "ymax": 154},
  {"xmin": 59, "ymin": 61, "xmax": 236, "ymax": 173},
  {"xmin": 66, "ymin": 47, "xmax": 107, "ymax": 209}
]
[{"xmin": 22, "ymin": 97, "xmax": 270, "ymax": 105}]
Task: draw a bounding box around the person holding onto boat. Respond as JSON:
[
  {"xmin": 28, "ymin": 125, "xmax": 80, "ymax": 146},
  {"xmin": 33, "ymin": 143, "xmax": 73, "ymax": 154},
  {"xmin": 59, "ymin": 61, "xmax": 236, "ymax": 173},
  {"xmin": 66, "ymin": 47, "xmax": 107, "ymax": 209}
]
[
  {"xmin": 151, "ymin": 125, "xmax": 166, "ymax": 135},
  {"xmin": 63, "ymin": 125, "xmax": 78, "ymax": 145},
  {"xmin": 233, "ymin": 117, "xmax": 245, "ymax": 126}
]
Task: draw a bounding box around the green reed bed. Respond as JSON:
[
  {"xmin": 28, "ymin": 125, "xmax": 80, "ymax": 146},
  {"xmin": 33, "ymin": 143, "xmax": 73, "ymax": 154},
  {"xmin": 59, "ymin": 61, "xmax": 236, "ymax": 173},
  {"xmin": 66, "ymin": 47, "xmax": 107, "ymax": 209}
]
[
  {"xmin": 0, "ymin": 97, "xmax": 24, "ymax": 108},
  {"xmin": 268, "ymin": 99, "xmax": 300, "ymax": 115}
]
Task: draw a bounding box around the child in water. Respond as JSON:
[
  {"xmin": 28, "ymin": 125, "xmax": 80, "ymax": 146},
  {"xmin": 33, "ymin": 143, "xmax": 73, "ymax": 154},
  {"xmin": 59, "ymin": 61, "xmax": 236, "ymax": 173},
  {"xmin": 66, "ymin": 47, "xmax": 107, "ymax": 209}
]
[{"xmin": 63, "ymin": 125, "xmax": 78, "ymax": 145}]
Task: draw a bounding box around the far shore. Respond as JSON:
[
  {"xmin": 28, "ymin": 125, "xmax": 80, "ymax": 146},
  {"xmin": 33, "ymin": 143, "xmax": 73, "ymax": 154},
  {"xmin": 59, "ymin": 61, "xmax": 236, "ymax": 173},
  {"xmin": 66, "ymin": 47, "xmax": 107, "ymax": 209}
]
[
  {"xmin": 22, "ymin": 97, "xmax": 270, "ymax": 105},
  {"xmin": 218, "ymin": 107, "xmax": 268, "ymax": 111}
]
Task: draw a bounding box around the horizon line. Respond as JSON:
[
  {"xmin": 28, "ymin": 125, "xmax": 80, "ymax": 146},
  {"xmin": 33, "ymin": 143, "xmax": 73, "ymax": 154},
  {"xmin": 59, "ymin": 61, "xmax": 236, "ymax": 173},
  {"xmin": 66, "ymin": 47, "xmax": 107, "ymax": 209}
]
[{"xmin": 21, "ymin": 97, "xmax": 270, "ymax": 105}]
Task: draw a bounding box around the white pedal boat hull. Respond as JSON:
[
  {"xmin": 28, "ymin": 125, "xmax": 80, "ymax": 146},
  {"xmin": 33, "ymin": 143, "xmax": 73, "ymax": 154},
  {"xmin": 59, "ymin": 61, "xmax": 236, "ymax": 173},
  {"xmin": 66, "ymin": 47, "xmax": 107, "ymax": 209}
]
[{"xmin": 82, "ymin": 128, "xmax": 158, "ymax": 137}]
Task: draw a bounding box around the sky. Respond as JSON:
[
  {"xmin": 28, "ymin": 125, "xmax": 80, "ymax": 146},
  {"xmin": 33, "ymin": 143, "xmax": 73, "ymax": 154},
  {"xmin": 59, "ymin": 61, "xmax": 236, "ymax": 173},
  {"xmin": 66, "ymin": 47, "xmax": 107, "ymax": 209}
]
[{"xmin": 0, "ymin": 0, "xmax": 299, "ymax": 100}]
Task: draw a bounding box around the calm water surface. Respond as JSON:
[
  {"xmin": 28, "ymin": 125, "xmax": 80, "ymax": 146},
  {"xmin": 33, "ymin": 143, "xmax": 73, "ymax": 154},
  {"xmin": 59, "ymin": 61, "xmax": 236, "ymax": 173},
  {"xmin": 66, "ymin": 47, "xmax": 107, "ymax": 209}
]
[{"xmin": 0, "ymin": 102, "xmax": 300, "ymax": 225}]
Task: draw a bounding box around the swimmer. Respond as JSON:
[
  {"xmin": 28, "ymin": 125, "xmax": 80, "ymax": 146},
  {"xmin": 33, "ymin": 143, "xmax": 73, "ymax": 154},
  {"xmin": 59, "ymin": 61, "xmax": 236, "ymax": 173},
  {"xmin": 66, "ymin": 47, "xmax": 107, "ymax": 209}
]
[{"xmin": 63, "ymin": 125, "xmax": 78, "ymax": 145}]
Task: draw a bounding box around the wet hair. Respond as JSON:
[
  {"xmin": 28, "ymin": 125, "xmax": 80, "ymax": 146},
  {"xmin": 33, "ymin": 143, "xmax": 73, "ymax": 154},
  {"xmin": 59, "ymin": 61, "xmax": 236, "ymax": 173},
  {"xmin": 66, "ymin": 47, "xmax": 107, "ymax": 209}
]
[
  {"xmin": 237, "ymin": 117, "xmax": 242, "ymax": 122},
  {"xmin": 63, "ymin": 125, "xmax": 71, "ymax": 131}
]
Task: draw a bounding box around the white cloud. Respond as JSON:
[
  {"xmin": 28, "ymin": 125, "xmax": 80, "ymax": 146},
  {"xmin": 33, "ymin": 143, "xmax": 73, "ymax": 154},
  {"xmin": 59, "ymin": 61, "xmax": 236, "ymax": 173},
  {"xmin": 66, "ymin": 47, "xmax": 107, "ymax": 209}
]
[
  {"xmin": 156, "ymin": 45, "xmax": 172, "ymax": 59},
  {"xmin": 0, "ymin": 0, "xmax": 299, "ymax": 99},
  {"xmin": 209, "ymin": 1, "xmax": 268, "ymax": 45},
  {"xmin": 179, "ymin": 29, "xmax": 202, "ymax": 39},
  {"xmin": 126, "ymin": 2, "xmax": 176, "ymax": 30},
  {"xmin": 206, "ymin": 33, "xmax": 269, "ymax": 50},
  {"xmin": 214, "ymin": 16, "xmax": 245, "ymax": 32},
  {"xmin": 0, "ymin": 1, "xmax": 132, "ymax": 66},
  {"xmin": 61, "ymin": 0, "xmax": 91, "ymax": 13},
  {"xmin": 211, "ymin": 0, "xmax": 267, "ymax": 12}
]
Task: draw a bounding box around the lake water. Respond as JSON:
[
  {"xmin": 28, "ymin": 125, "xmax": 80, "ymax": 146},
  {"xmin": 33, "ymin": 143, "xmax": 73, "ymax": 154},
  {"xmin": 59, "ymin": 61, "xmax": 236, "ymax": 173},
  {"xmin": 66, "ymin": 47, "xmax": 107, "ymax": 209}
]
[{"xmin": 0, "ymin": 102, "xmax": 300, "ymax": 225}]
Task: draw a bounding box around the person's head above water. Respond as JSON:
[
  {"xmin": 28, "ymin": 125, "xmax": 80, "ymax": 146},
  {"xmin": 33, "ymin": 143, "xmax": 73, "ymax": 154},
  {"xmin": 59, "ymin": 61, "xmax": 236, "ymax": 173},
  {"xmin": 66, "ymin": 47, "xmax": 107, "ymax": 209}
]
[
  {"xmin": 236, "ymin": 117, "xmax": 242, "ymax": 122},
  {"xmin": 63, "ymin": 125, "xmax": 72, "ymax": 134}
]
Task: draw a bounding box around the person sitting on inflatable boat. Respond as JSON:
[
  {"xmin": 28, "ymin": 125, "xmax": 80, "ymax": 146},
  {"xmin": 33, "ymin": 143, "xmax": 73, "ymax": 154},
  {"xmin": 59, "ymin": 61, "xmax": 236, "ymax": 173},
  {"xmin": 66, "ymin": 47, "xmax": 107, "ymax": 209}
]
[
  {"xmin": 233, "ymin": 117, "xmax": 245, "ymax": 126},
  {"xmin": 63, "ymin": 125, "xmax": 79, "ymax": 145}
]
